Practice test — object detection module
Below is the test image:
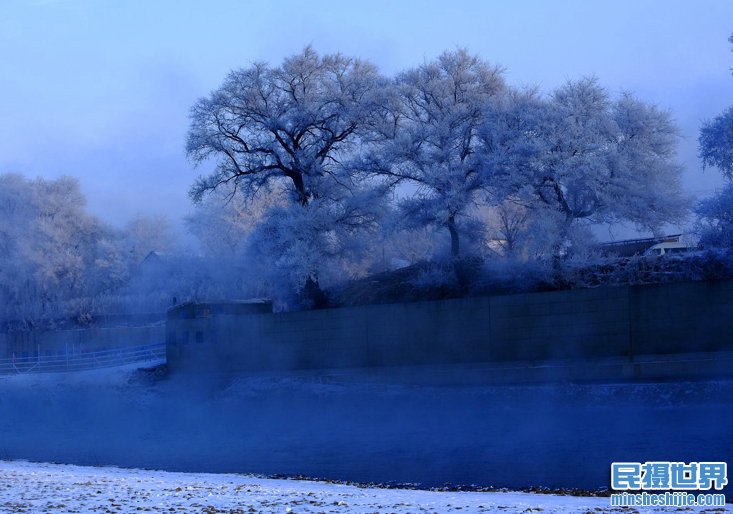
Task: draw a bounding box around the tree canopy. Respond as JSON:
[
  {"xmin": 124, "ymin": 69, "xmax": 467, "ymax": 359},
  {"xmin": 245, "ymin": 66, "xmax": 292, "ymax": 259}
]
[
  {"xmin": 187, "ymin": 46, "xmax": 387, "ymax": 207},
  {"xmin": 696, "ymin": 34, "xmax": 733, "ymax": 247},
  {"xmin": 483, "ymin": 79, "xmax": 687, "ymax": 258},
  {"xmin": 184, "ymin": 46, "xmax": 690, "ymax": 305},
  {"xmin": 699, "ymin": 107, "xmax": 733, "ymax": 179},
  {"xmin": 376, "ymin": 49, "xmax": 505, "ymax": 257},
  {"xmin": 698, "ymin": 33, "xmax": 733, "ymax": 178}
]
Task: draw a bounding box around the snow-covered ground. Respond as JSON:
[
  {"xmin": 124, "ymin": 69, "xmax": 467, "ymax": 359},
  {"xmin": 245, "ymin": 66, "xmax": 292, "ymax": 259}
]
[{"xmin": 1, "ymin": 459, "xmax": 718, "ymax": 514}]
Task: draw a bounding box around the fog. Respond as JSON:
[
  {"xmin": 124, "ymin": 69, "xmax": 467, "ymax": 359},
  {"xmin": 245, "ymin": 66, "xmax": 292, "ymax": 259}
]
[
  {"xmin": 0, "ymin": 370, "xmax": 730, "ymax": 495},
  {"xmin": 2, "ymin": 3, "xmax": 733, "ymax": 503}
]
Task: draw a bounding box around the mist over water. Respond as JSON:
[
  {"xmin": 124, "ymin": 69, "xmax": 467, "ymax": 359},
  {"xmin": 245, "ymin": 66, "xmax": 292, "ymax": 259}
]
[
  {"xmin": 0, "ymin": 369, "xmax": 730, "ymax": 494},
  {"xmin": 2, "ymin": 8, "xmax": 733, "ymax": 513}
]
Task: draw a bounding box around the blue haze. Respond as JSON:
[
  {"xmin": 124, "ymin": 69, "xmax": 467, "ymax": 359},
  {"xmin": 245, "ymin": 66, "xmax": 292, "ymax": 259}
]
[{"xmin": 0, "ymin": 0, "xmax": 731, "ymax": 233}]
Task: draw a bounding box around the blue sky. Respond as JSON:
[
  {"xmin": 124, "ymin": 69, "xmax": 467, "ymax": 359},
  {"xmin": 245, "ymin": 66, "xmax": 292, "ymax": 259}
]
[{"xmin": 1, "ymin": 0, "xmax": 731, "ymax": 231}]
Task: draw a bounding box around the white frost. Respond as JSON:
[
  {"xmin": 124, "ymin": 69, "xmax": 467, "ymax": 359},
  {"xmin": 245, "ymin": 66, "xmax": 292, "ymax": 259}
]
[{"xmin": 0, "ymin": 460, "xmax": 727, "ymax": 513}]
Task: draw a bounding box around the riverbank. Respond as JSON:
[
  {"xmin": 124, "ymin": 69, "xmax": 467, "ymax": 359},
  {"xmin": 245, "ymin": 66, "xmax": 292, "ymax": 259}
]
[{"xmin": 2, "ymin": 460, "xmax": 723, "ymax": 513}]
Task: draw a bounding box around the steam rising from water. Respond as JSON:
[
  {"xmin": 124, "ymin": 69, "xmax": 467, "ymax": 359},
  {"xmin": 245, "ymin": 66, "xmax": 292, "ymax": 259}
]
[{"xmin": 0, "ymin": 368, "xmax": 730, "ymax": 493}]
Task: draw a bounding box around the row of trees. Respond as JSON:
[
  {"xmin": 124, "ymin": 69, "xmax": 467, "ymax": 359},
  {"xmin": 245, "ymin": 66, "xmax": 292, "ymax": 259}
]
[
  {"xmin": 0, "ymin": 175, "xmax": 295, "ymax": 325},
  {"xmin": 3, "ymin": 41, "xmax": 729, "ymax": 322},
  {"xmin": 186, "ymin": 47, "xmax": 688, "ymax": 305},
  {"xmin": 0, "ymin": 174, "xmax": 183, "ymax": 325}
]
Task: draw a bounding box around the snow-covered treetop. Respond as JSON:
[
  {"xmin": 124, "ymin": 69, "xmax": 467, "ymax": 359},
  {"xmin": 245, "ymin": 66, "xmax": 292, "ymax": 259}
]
[{"xmin": 187, "ymin": 46, "xmax": 388, "ymax": 207}]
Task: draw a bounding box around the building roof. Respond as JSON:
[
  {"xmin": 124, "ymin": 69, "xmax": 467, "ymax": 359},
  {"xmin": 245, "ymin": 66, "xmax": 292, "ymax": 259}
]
[{"xmin": 596, "ymin": 234, "xmax": 682, "ymax": 258}]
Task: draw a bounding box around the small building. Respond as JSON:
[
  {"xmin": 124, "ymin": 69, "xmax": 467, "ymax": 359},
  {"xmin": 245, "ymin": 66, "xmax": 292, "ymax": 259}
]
[{"xmin": 597, "ymin": 234, "xmax": 683, "ymax": 258}]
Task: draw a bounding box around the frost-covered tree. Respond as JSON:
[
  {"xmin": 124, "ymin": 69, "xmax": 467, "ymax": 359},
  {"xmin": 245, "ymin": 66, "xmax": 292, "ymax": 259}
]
[
  {"xmin": 699, "ymin": 34, "xmax": 733, "ymax": 178},
  {"xmin": 699, "ymin": 107, "xmax": 733, "ymax": 178},
  {"xmin": 0, "ymin": 174, "xmax": 126, "ymax": 324},
  {"xmin": 0, "ymin": 173, "xmax": 195, "ymax": 325},
  {"xmin": 480, "ymin": 201, "xmax": 529, "ymax": 257},
  {"xmin": 697, "ymin": 34, "xmax": 733, "ymax": 247},
  {"xmin": 482, "ymin": 79, "xmax": 687, "ymax": 261},
  {"xmin": 121, "ymin": 214, "xmax": 177, "ymax": 264},
  {"xmin": 244, "ymin": 187, "xmax": 386, "ymax": 309},
  {"xmin": 697, "ymin": 184, "xmax": 733, "ymax": 248},
  {"xmin": 186, "ymin": 47, "xmax": 389, "ymax": 305},
  {"xmin": 185, "ymin": 183, "xmax": 285, "ymax": 258},
  {"xmin": 372, "ymin": 50, "xmax": 505, "ymax": 258},
  {"xmin": 187, "ymin": 46, "xmax": 387, "ymax": 206}
]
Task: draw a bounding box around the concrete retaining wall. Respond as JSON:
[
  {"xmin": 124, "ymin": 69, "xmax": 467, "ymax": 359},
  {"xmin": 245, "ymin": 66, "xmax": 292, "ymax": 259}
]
[{"xmin": 166, "ymin": 280, "xmax": 733, "ymax": 380}]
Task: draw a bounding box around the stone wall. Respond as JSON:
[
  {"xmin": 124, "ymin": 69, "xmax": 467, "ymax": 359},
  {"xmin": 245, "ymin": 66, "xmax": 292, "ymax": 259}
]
[{"xmin": 166, "ymin": 280, "xmax": 733, "ymax": 381}]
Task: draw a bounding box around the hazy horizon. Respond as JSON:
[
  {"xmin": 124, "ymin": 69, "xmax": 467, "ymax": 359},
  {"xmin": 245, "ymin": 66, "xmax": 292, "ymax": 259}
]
[{"xmin": 1, "ymin": 0, "xmax": 732, "ymax": 238}]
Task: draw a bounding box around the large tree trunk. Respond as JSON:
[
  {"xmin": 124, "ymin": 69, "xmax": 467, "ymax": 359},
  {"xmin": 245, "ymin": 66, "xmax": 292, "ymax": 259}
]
[
  {"xmin": 284, "ymin": 171, "xmax": 329, "ymax": 309},
  {"xmin": 551, "ymin": 216, "xmax": 574, "ymax": 284},
  {"xmin": 285, "ymin": 171, "xmax": 309, "ymax": 206},
  {"xmin": 447, "ymin": 214, "xmax": 475, "ymax": 292},
  {"xmin": 447, "ymin": 215, "xmax": 460, "ymax": 258},
  {"xmin": 300, "ymin": 275, "xmax": 329, "ymax": 309}
]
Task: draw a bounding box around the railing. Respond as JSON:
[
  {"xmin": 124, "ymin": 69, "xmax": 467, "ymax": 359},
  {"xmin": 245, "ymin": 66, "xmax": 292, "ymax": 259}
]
[
  {"xmin": 597, "ymin": 234, "xmax": 682, "ymax": 248},
  {"xmin": 0, "ymin": 343, "xmax": 166, "ymax": 374}
]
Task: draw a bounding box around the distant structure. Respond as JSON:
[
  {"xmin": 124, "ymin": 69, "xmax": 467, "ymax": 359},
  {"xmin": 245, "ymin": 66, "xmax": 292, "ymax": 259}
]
[
  {"xmin": 596, "ymin": 234, "xmax": 683, "ymax": 258},
  {"xmin": 140, "ymin": 250, "xmax": 168, "ymax": 269}
]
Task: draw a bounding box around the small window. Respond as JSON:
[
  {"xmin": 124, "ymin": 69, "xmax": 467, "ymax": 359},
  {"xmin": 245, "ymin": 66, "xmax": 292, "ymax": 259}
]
[{"xmin": 195, "ymin": 331, "xmax": 204, "ymax": 344}]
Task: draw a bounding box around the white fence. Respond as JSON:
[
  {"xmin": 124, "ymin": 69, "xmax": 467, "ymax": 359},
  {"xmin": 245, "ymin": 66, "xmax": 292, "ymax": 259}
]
[{"xmin": 0, "ymin": 343, "xmax": 166, "ymax": 374}]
